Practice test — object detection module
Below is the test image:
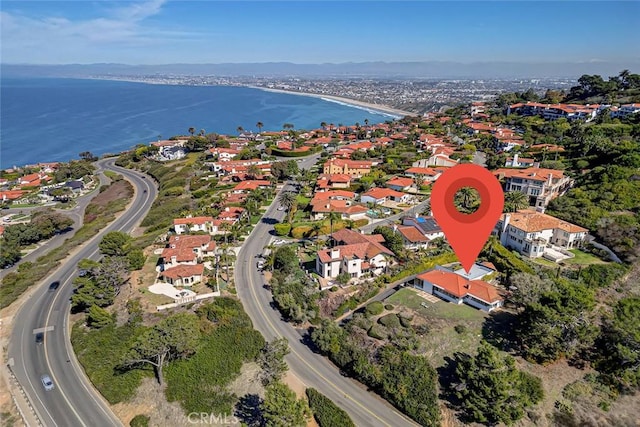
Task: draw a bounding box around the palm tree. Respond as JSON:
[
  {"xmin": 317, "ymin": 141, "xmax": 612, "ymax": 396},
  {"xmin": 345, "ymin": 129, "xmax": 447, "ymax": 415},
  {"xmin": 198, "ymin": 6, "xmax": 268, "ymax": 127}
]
[
  {"xmin": 237, "ymin": 126, "xmax": 244, "ymax": 135},
  {"xmin": 199, "ymin": 129, "xmax": 206, "ymax": 136},
  {"xmin": 364, "ymin": 118, "xmax": 369, "ymax": 126},
  {"xmin": 256, "ymin": 122, "xmax": 264, "ymax": 133},
  {"xmin": 310, "ymin": 221, "xmax": 323, "ymax": 238},
  {"xmin": 247, "ymin": 164, "xmax": 261, "ymax": 179},
  {"xmin": 455, "ymin": 187, "xmax": 479, "ymax": 213},
  {"xmin": 320, "ymin": 121, "xmax": 327, "ymax": 130},
  {"xmin": 278, "ymin": 191, "xmax": 298, "ymax": 222},
  {"xmin": 188, "ymin": 127, "xmax": 196, "ymax": 136},
  {"xmin": 504, "ymin": 191, "xmax": 529, "ymax": 213}
]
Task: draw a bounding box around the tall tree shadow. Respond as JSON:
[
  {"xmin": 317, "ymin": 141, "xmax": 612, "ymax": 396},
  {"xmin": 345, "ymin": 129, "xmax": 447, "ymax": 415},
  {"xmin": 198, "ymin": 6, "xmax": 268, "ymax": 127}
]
[
  {"xmin": 482, "ymin": 310, "xmax": 519, "ymax": 353},
  {"xmin": 235, "ymin": 393, "xmax": 263, "ymax": 427}
]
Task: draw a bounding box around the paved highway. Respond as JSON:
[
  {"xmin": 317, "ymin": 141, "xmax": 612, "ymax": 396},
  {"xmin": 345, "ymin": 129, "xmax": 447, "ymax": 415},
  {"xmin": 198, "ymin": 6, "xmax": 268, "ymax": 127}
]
[
  {"xmin": 235, "ymin": 155, "xmax": 418, "ymax": 427},
  {"xmin": 7, "ymin": 158, "xmax": 156, "ymax": 427}
]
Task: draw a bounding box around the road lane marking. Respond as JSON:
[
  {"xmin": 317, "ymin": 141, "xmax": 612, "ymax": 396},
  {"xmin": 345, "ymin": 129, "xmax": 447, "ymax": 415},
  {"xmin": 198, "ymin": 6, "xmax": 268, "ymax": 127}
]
[
  {"xmin": 32, "ymin": 326, "xmax": 54, "ymax": 334},
  {"xmin": 239, "ymin": 190, "xmax": 406, "ymax": 426}
]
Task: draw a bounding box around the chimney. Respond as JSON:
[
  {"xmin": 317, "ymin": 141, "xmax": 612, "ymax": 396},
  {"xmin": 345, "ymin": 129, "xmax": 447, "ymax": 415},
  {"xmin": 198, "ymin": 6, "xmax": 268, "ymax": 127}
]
[
  {"xmin": 513, "ymin": 153, "xmax": 519, "ymax": 165},
  {"xmin": 225, "ymin": 207, "xmax": 230, "ymax": 212},
  {"xmin": 330, "ymin": 248, "xmax": 340, "ymax": 259}
]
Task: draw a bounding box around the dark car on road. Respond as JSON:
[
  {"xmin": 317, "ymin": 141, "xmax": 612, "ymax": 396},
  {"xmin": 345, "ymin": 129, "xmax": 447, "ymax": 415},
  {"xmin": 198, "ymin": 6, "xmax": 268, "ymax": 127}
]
[
  {"xmin": 48, "ymin": 281, "xmax": 60, "ymax": 291},
  {"xmin": 35, "ymin": 332, "xmax": 44, "ymax": 344}
]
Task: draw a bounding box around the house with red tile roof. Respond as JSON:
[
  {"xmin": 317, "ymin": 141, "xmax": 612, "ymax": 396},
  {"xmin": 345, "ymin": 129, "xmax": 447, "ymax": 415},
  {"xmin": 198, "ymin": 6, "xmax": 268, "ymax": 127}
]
[
  {"xmin": 315, "ymin": 174, "xmax": 352, "ymax": 190},
  {"xmin": 385, "ymin": 177, "xmax": 414, "ymax": 192},
  {"xmin": 310, "ymin": 200, "xmax": 368, "ymax": 221},
  {"xmin": 18, "ymin": 173, "xmax": 50, "ymax": 188},
  {"xmin": 494, "ymin": 167, "xmax": 573, "ymax": 209},
  {"xmin": 360, "ymin": 188, "xmax": 409, "ymax": 205},
  {"xmin": 415, "ymin": 267, "xmax": 503, "ymax": 312},
  {"xmin": 393, "ymin": 216, "xmax": 445, "ymax": 250},
  {"xmin": 173, "ymin": 216, "xmax": 222, "ymax": 235},
  {"xmin": 508, "ymin": 102, "xmax": 600, "ymax": 121},
  {"xmin": 493, "ymin": 210, "xmax": 588, "ymax": 260},
  {"xmin": 0, "ymin": 190, "xmax": 27, "ymax": 202},
  {"xmin": 316, "ymin": 229, "xmax": 394, "ymax": 280},
  {"xmin": 160, "ymin": 235, "xmax": 216, "ymax": 268},
  {"xmin": 217, "ymin": 206, "xmax": 246, "ymax": 224},
  {"xmin": 504, "ymin": 153, "xmax": 536, "ymax": 168},
  {"xmin": 159, "ymin": 263, "xmax": 205, "ymax": 287},
  {"xmin": 232, "ymin": 180, "xmax": 271, "ymax": 193},
  {"xmin": 323, "ymin": 159, "xmax": 372, "ymax": 177},
  {"xmin": 404, "ymin": 166, "xmax": 444, "ymax": 183},
  {"xmin": 209, "ymin": 147, "xmax": 240, "ymax": 161}
]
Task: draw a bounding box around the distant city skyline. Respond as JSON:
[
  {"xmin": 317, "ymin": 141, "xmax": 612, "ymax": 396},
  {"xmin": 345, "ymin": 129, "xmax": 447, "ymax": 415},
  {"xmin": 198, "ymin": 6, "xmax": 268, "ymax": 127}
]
[{"xmin": 1, "ymin": 1, "xmax": 638, "ymax": 66}]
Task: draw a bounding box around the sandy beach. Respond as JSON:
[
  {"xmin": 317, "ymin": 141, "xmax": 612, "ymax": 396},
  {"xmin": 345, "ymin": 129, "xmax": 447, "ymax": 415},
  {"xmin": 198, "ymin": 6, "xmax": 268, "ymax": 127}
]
[{"xmin": 247, "ymin": 85, "xmax": 417, "ymax": 118}]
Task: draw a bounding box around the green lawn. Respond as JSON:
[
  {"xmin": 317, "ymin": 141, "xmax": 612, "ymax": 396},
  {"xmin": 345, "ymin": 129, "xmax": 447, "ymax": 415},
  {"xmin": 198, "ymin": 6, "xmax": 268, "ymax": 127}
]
[
  {"xmin": 567, "ymin": 249, "xmax": 607, "ymax": 265},
  {"xmin": 386, "ymin": 287, "xmax": 486, "ymax": 367},
  {"xmin": 386, "ymin": 288, "xmax": 486, "ymax": 321}
]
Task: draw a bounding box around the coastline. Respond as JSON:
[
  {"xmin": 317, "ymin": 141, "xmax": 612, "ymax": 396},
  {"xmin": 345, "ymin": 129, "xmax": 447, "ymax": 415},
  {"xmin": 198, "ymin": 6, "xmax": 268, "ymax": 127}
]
[
  {"xmin": 246, "ymin": 85, "xmax": 416, "ymax": 118},
  {"xmin": 82, "ymin": 76, "xmax": 417, "ymax": 119}
]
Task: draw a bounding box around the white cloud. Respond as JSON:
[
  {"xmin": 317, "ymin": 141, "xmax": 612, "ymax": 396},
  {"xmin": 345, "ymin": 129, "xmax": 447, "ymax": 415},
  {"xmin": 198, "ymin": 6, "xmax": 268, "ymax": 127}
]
[{"xmin": 0, "ymin": 0, "xmax": 207, "ymax": 63}]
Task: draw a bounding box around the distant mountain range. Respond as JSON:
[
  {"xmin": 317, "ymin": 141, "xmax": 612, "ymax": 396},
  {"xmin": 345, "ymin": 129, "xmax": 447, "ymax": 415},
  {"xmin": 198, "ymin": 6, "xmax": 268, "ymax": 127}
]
[{"xmin": 2, "ymin": 61, "xmax": 639, "ymax": 79}]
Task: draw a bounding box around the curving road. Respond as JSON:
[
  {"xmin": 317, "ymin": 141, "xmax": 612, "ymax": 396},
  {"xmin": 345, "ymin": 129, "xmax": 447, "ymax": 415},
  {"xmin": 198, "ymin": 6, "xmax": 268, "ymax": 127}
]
[
  {"xmin": 235, "ymin": 155, "xmax": 418, "ymax": 427},
  {"xmin": 7, "ymin": 158, "xmax": 156, "ymax": 427}
]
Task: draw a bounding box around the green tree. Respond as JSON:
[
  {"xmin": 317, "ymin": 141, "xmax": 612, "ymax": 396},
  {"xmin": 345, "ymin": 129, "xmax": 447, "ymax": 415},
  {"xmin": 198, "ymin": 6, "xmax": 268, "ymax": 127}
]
[
  {"xmin": 99, "ymin": 231, "xmax": 132, "ymax": 257},
  {"xmin": 86, "ymin": 305, "xmax": 115, "ymax": 329},
  {"xmin": 256, "ymin": 121, "xmax": 264, "ymax": 133},
  {"xmin": 188, "ymin": 127, "xmax": 195, "ymax": 136},
  {"xmin": 124, "ymin": 313, "xmax": 200, "ymax": 385},
  {"xmin": 127, "ymin": 248, "xmax": 146, "ymax": 271},
  {"xmin": 278, "ymin": 191, "xmax": 298, "ymax": 222},
  {"xmin": 305, "ymin": 388, "xmax": 355, "ymax": 427},
  {"xmin": 596, "ymin": 297, "xmax": 640, "ymax": 392},
  {"xmin": 517, "ymin": 280, "xmax": 598, "ymax": 364},
  {"xmin": 373, "ymin": 226, "xmax": 404, "ymax": 255},
  {"xmin": 258, "ymin": 338, "xmax": 290, "ymax": 386},
  {"xmin": 261, "ymin": 382, "xmax": 309, "ymax": 427},
  {"xmin": 450, "ymin": 341, "xmax": 544, "ymax": 425},
  {"xmin": 504, "ymin": 191, "xmax": 529, "ymax": 213}
]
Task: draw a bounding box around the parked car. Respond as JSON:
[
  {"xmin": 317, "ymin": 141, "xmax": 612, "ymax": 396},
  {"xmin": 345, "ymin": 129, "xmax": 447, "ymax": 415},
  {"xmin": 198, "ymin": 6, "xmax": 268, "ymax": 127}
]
[
  {"xmin": 41, "ymin": 375, "xmax": 54, "ymax": 391},
  {"xmin": 48, "ymin": 281, "xmax": 60, "ymax": 291}
]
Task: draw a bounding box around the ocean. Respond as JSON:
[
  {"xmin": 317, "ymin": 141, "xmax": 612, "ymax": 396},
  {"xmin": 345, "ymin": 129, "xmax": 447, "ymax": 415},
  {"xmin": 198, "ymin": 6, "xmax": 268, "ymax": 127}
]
[{"xmin": 0, "ymin": 78, "xmax": 395, "ymax": 169}]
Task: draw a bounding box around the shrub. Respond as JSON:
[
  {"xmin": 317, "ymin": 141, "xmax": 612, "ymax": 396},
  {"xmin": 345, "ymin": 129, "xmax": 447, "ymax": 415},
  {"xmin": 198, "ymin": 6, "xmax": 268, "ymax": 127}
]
[
  {"xmin": 378, "ymin": 313, "xmax": 401, "ymax": 328},
  {"xmin": 399, "ymin": 315, "xmax": 412, "ymax": 328},
  {"xmin": 353, "ymin": 218, "xmax": 369, "ymax": 228},
  {"xmin": 368, "ymin": 324, "xmax": 387, "ymax": 340},
  {"xmin": 291, "ymin": 226, "xmax": 313, "ymax": 239},
  {"xmin": 365, "ymin": 301, "xmax": 384, "ymax": 317},
  {"xmin": 330, "ymin": 286, "xmax": 338, "ymax": 292},
  {"xmin": 454, "ymin": 324, "xmax": 467, "ymax": 334},
  {"xmin": 306, "ymin": 388, "xmax": 355, "ymax": 427},
  {"xmin": 129, "ymin": 415, "xmax": 150, "ymax": 427},
  {"xmin": 273, "ymin": 223, "xmax": 292, "ymax": 236},
  {"xmin": 384, "ymin": 304, "xmax": 394, "ymax": 310},
  {"xmin": 162, "ymin": 186, "xmax": 184, "ymax": 197}
]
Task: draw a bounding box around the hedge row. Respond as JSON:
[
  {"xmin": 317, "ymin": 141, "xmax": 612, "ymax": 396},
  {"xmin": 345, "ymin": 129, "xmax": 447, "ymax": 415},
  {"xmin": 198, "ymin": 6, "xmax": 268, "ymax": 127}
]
[{"xmin": 305, "ymin": 388, "xmax": 355, "ymax": 427}]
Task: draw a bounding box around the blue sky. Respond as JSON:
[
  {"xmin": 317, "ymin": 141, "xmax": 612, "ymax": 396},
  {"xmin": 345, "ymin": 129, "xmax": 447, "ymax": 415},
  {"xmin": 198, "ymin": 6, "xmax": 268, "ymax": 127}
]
[{"xmin": 1, "ymin": 1, "xmax": 638, "ymax": 64}]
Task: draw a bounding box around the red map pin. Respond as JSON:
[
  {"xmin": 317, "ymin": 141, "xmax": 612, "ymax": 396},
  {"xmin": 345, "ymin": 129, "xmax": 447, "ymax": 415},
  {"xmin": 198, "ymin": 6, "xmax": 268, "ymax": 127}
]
[{"xmin": 431, "ymin": 164, "xmax": 504, "ymax": 273}]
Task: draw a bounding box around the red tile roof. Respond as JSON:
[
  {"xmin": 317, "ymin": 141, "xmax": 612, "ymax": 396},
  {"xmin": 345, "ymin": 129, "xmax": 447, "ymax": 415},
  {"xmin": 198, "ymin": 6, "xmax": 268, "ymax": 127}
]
[
  {"xmin": 396, "ymin": 225, "xmax": 430, "ymax": 243},
  {"xmin": 417, "ymin": 270, "xmax": 502, "ymax": 303},
  {"xmin": 161, "ymin": 263, "xmax": 205, "ymax": 280},
  {"xmin": 361, "ymin": 188, "xmax": 405, "ymax": 200},
  {"xmin": 174, "ymin": 216, "xmax": 215, "ymax": 225},
  {"xmin": 386, "ymin": 177, "xmax": 414, "ymax": 188},
  {"xmin": 494, "ymin": 167, "xmax": 564, "ymax": 182}
]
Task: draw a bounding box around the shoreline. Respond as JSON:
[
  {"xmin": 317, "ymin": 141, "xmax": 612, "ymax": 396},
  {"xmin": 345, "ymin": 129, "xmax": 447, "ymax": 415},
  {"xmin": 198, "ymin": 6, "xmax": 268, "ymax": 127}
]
[
  {"xmin": 82, "ymin": 76, "xmax": 417, "ymax": 119},
  {"xmin": 245, "ymin": 85, "xmax": 417, "ymax": 118}
]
